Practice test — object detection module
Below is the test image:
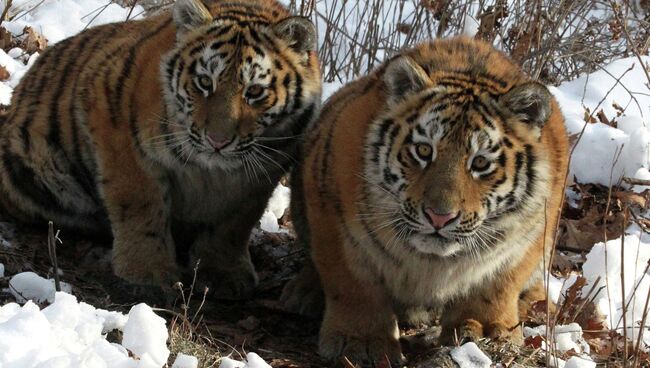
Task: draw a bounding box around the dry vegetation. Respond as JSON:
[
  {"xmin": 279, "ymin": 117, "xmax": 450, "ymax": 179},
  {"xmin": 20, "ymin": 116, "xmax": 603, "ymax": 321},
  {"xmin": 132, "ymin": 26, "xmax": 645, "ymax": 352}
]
[{"xmin": 1, "ymin": 0, "xmax": 650, "ymax": 367}]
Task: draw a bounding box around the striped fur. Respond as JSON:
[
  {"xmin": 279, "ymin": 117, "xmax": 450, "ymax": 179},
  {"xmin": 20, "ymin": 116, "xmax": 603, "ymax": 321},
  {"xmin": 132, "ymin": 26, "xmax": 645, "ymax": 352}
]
[
  {"xmin": 0, "ymin": 0, "xmax": 321, "ymax": 297},
  {"xmin": 286, "ymin": 37, "xmax": 568, "ymax": 363}
]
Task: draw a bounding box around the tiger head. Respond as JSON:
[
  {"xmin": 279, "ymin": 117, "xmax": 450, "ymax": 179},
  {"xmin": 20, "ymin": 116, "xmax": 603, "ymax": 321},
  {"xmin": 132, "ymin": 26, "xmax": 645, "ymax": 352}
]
[
  {"xmin": 363, "ymin": 40, "xmax": 555, "ymax": 258},
  {"xmin": 160, "ymin": 0, "xmax": 320, "ymax": 170}
]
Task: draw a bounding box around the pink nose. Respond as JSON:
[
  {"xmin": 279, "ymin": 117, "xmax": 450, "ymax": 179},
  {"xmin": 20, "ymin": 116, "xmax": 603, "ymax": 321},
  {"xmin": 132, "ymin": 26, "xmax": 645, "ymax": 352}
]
[
  {"xmin": 206, "ymin": 133, "xmax": 232, "ymax": 150},
  {"xmin": 424, "ymin": 208, "xmax": 458, "ymax": 229}
]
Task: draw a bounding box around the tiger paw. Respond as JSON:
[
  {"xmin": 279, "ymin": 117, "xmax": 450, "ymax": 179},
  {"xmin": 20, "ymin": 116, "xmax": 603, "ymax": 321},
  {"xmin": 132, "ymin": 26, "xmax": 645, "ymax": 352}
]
[
  {"xmin": 486, "ymin": 322, "xmax": 523, "ymax": 344},
  {"xmin": 439, "ymin": 319, "xmax": 484, "ymax": 345},
  {"xmin": 113, "ymin": 256, "xmax": 180, "ymax": 289},
  {"xmin": 196, "ymin": 263, "xmax": 258, "ymax": 300},
  {"xmin": 319, "ymin": 329, "xmax": 405, "ymax": 367},
  {"xmin": 280, "ymin": 263, "xmax": 324, "ymax": 317}
]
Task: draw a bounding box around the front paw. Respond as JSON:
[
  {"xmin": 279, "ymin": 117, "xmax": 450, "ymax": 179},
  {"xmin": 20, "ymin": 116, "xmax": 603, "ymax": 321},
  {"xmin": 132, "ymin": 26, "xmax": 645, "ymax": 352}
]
[
  {"xmin": 485, "ymin": 322, "xmax": 523, "ymax": 344},
  {"xmin": 319, "ymin": 328, "xmax": 405, "ymax": 367},
  {"xmin": 439, "ymin": 319, "xmax": 484, "ymax": 345},
  {"xmin": 280, "ymin": 263, "xmax": 324, "ymax": 317},
  {"xmin": 113, "ymin": 256, "xmax": 180, "ymax": 289},
  {"xmin": 196, "ymin": 261, "xmax": 258, "ymax": 300},
  {"xmin": 439, "ymin": 319, "xmax": 523, "ymax": 345}
]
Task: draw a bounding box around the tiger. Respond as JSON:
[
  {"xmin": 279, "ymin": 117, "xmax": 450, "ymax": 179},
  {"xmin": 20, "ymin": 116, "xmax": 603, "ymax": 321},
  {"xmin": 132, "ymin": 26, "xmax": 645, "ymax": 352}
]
[
  {"xmin": 0, "ymin": 0, "xmax": 321, "ymax": 300},
  {"xmin": 282, "ymin": 37, "xmax": 568, "ymax": 364}
]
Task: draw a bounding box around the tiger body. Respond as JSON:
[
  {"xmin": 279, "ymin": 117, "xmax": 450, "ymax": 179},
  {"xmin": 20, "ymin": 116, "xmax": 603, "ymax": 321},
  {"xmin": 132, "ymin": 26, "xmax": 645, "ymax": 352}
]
[
  {"xmin": 0, "ymin": 0, "xmax": 321, "ymax": 297},
  {"xmin": 289, "ymin": 37, "xmax": 568, "ymax": 363}
]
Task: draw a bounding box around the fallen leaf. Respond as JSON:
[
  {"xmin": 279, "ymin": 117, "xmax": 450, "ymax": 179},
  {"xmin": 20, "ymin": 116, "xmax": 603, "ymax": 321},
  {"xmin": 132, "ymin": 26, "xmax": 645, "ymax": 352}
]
[
  {"xmin": 21, "ymin": 26, "xmax": 47, "ymax": 53},
  {"xmin": 0, "ymin": 65, "xmax": 10, "ymax": 81}
]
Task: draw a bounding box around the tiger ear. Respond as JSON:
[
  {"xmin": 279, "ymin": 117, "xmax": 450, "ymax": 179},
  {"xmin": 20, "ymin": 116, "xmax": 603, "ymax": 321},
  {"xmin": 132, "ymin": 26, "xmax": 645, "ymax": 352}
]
[
  {"xmin": 173, "ymin": 0, "xmax": 213, "ymax": 34},
  {"xmin": 383, "ymin": 56, "xmax": 432, "ymax": 105},
  {"xmin": 273, "ymin": 17, "xmax": 317, "ymax": 53},
  {"xmin": 500, "ymin": 82, "xmax": 552, "ymax": 127}
]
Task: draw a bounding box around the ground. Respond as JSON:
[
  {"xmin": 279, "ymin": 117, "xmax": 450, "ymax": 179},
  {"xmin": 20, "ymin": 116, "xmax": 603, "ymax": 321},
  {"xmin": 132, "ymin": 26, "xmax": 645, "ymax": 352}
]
[{"xmin": 3, "ymin": 182, "xmax": 645, "ymax": 367}]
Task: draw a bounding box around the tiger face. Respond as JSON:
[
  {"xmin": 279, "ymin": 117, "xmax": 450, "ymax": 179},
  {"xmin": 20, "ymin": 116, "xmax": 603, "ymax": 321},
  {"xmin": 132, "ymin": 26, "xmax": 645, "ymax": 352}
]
[
  {"xmin": 160, "ymin": 0, "xmax": 320, "ymax": 170},
  {"xmin": 364, "ymin": 56, "xmax": 553, "ymax": 257}
]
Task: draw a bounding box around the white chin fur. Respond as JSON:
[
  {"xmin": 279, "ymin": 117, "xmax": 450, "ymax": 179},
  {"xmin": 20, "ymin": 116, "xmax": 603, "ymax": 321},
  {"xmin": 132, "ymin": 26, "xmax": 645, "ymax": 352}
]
[{"xmin": 408, "ymin": 234, "xmax": 461, "ymax": 256}]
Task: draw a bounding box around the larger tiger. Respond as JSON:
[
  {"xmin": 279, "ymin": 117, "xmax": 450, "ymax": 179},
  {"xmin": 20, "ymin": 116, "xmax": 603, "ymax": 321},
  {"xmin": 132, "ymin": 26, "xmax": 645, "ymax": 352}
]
[
  {"xmin": 283, "ymin": 37, "xmax": 568, "ymax": 364},
  {"xmin": 0, "ymin": 0, "xmax": 321, "ymax": 299}
]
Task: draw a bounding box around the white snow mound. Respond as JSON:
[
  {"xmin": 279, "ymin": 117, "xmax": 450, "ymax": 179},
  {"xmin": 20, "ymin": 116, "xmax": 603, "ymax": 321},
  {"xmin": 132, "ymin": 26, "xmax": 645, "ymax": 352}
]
[
  {"xmin": 0, "ymin": 291, "xmax": 169, "ymax": 368},
  {"xmin": 450, "ymin": 342, "xmax": 492, "ymax": 368},
  {"xmin": 219, "ymin": 352, "xmax": 271, "ymax": 368},
  {"xmin": 172, "ymin": 353, "xmax": 199, "ymax": 368},
  {"xmin": 122, "ymin": 303, "xmax": 170, "ymax": 367},
  {"xmin": 8, "ymin": 271, "xmax": 72, "ymax": 303}
]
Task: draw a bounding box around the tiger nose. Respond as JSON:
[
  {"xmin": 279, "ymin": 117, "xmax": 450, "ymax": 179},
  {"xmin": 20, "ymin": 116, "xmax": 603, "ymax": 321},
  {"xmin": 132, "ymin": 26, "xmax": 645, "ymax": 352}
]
[
  {"xmin": 424, "ymin": 208, "xmax": 459, "ymax": 229},
  {"xmin": 206, "ymin": 133, "xmax": 233, "ymax": 150}
]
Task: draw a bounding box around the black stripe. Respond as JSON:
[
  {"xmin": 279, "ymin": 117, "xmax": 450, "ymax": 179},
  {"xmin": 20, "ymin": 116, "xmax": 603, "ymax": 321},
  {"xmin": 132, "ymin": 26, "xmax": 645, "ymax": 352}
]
[{"xmin": 110, "ymin": 18, "xmax": 172, "ymax": 128}]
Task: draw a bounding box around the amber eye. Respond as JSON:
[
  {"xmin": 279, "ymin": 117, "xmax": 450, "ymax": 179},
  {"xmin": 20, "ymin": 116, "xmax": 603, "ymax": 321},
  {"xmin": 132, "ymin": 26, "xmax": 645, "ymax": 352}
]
[
  {"xmin": 414, "ymin": 143, "xmax": 432, "ymax": 160},
  {"xmin": 246, "ymin": 84, "xmax": 265, "ymax": 99},
  {"xmin": 197, "ymin": 75, "xmax": 213, "ymax": 92},
  {"xmin": 471, "ymin": 155, "xmax": 490, "ymax": 171}
]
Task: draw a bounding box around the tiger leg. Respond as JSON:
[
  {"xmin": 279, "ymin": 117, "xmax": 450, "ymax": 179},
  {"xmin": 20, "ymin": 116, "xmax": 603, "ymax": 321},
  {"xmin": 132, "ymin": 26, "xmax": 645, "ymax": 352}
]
[
  {"xmin": 190, "ymin": 196, "xmax": 266, "ymax": 300},
  {"xmin": 439, "ymin": 240, "xmax": 545, "ymax": 345},
  {"xmin": 439, "ymin": 277, "xmax": 522, "ymax": 345},
  {"xmin": 89, "ymin": 110, "xmax": 178, "ymax": 287},
  {"xmin": 280, "ymin": 257, "xmax": 324, "ymax": 317},
  {"xmin": 311, "ymin": 220, "xmax": 404, "ymax": 365}
]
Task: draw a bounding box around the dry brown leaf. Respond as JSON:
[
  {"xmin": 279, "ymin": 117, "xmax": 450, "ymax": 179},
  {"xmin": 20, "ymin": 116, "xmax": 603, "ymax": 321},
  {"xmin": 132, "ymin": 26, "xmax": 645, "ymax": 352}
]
[
  {"xmin": 614, "ymin": 190, "xmax": 648, "ymax": 209},
  {"xmin": 0, "ymin": 65, "xmax": 10, "ymax": 82},
  {"xmin": 21, "ymin": 26, "xmax": 47, "ymax": 53},
  {"xmin": 524, "ymin": 335, "xmax": 544, "ymax": 349}
]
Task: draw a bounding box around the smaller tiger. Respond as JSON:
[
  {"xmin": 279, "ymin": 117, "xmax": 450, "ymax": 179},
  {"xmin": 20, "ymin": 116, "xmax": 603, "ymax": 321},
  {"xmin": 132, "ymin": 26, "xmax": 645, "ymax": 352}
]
[{"xmin": 283, "ymin": 37, "xmax": 569, "ymax": 364}]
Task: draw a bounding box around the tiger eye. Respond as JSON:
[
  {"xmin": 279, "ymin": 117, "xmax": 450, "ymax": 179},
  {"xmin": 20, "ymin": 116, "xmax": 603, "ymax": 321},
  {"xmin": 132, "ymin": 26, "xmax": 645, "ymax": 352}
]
[
  {"xmin": 415, "ymin": 143, "xmax": 432, "ymax": 160},
  {"xmin": 197, "ymin": 75, "xmax": 212, "ymax": 91},
  {"xmin": 471, "ymin": 155, "xmax": 490, "ymax": 171},
  {"xmin": 246, "ymin": 84, "xmax": 265, "ymax": 99}
]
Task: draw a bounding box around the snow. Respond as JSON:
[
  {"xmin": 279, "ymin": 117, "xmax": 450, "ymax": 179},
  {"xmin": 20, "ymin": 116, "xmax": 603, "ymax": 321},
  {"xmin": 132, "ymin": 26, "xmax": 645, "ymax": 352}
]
[
  {"xmin": 122, "ymin": 304, "xmax": 170, "ymax": 367},
  {"xmin": 565, "ymin": 356, "xmax": 597, "ymax": 368},
  {"xmin": 546, "ymin": 273, "xmax": 565, "ymax": 305},
  {"xmin": 260, "ymin": 185, "xmax": 290, "ymax": 233},
  {"xmin": 8, "ymin": 272, "xmax": 72, "ymax": 304},
  {"xmin": 172, "ymin": 353, "xmax": 199, "ymax": 368},
  {"xmin": 524, "ymin": 323, "xmax": 590, "ymax": 354},
  {"xmin": 0, "ymin": 263, "xmax": 4, "ymax": 277},
  {"xmin": 450, "ymin": 342, "xmax": 492, "ymax": 368},
  {"xmin": 551, "ymin": 56, "xmax": 650, "ymax": 188},
  {"xmin": 219, "ymin": 352, "xmax": 272, "ymax": 368},
  {"xmin": 579, "ymin": 228, "xmax": 650, "ymax": 346},
  {"xmin": 0, "ymin": 292, "xmax": 168, "ymax": 368}
]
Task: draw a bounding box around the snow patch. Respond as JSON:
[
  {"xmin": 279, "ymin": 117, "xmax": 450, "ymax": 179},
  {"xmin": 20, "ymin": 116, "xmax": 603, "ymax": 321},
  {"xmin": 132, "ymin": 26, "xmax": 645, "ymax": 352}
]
[
  {"xmin": 172, "ymin": 353, "xmax": 199, "ymax": 368},
  {"xmin": 122, "ymin": 304, "xmax": 170, "ymax": 367},
  {"xmin": 524, "ymin": 323, "xmax": 590, "ymax": 354},
  {"xmin": 579, "ymin": 228, "xmax": 650, "ymax": 346},
  {"xmin": 260, "ymin": 185, "xmax": 290, "ymax": 233},
  {"xmin": 0, "ymin": 292, "xmax": 165, "ymax": 368},
  {"xmin": 219, "ymin": 352, "xmax": 271, "ymax": 368},
  {"xmin": 450, "ymin": 342, "xmax": 492, "ymax": 368},
  {"xmin": 8, "ymin": 272, "xmax": 72, "ymax": 304},
  {"xmin": 552, "ymin": 56, "xmax": 650, "ymax": 188}
]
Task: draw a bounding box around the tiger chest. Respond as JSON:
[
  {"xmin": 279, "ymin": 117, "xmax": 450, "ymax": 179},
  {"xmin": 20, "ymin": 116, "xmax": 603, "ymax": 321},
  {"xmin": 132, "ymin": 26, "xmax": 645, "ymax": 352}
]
[{"xmin": 165, "ymin": 166, "xmax": 275, "ymax": 223}]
